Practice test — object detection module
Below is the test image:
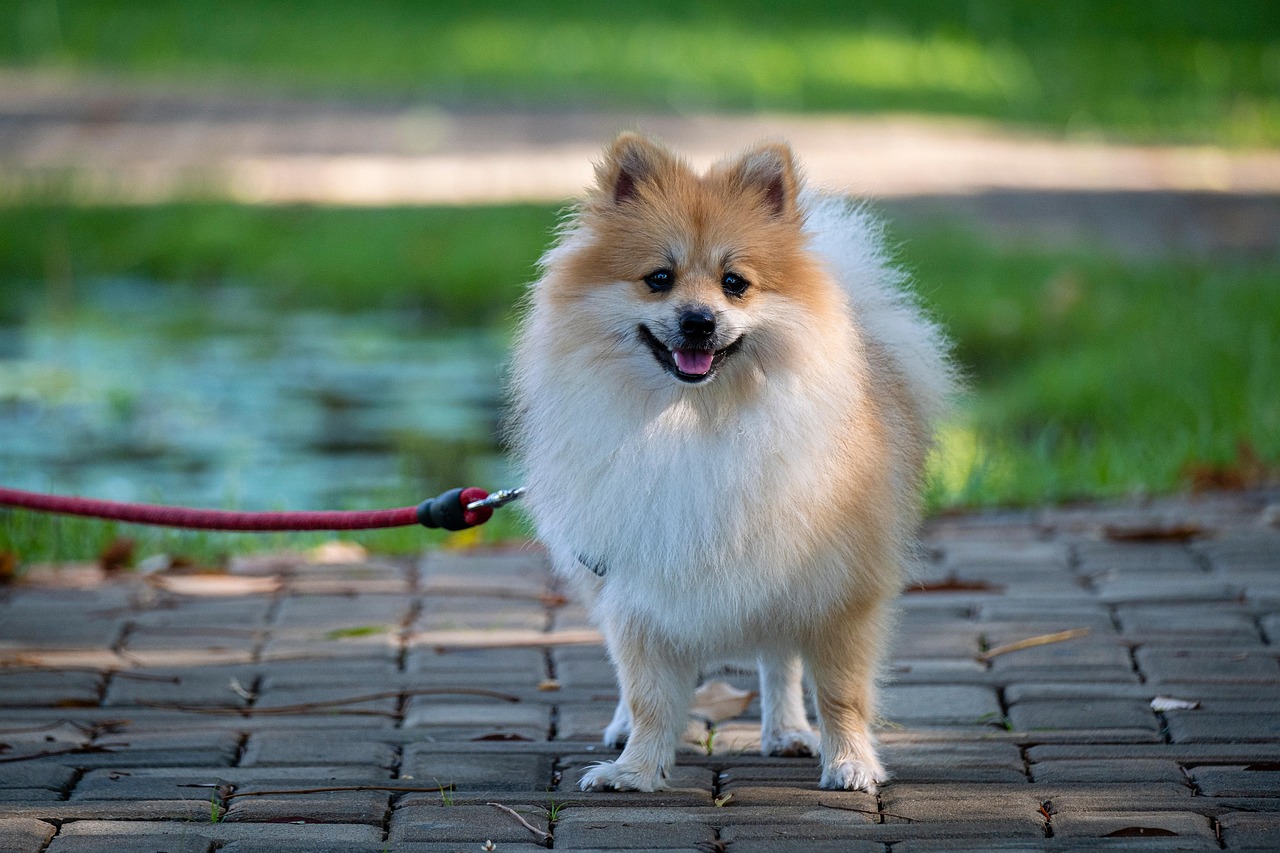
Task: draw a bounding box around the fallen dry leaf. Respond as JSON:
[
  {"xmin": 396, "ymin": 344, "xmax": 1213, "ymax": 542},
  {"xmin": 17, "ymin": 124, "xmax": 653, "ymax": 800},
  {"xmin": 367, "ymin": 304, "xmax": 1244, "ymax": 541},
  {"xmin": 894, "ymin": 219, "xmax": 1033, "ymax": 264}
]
[
  {"xmin": 1104, "ymin": 523, "xmax": 1204, "ymax": 543},
  {"xmin": 307, "ymin": 540, "xmax": 369, "ymax": 564},
  {"xmin": 690, "ymin": 680, "xmax": 755, "ymax": 725},
  {"xmin": 978, "ymin": 628, "xmax": 1090, "ymax": 662},
  {"xmin": 1150, "ymin": 696, "xmax": 1201, "ymax": 712},
  {"xmin": 905, "ymin": 576, "xmax": 1005, "ymax": 594},
  {"xmin": 149, "ymin": 574, "xmax": 280, "ymax": 596},
  {"xmin": 98, "ymin": 538, "xmax": 136, "ymax": 573},
  {"xmin": 0, "ymin": 551, "xmax": 17, "ymax": 584}
]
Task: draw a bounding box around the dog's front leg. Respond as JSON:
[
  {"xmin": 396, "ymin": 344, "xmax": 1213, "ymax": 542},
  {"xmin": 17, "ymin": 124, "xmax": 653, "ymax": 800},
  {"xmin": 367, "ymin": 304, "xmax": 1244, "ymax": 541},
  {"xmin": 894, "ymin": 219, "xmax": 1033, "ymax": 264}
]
[
  {"xmin": 805, "ymin": 597, "xmax": 891, "ymax": 792},
  {"xmin": 580, "ymin": 626, "xmax": 695, "ymax": 792}
]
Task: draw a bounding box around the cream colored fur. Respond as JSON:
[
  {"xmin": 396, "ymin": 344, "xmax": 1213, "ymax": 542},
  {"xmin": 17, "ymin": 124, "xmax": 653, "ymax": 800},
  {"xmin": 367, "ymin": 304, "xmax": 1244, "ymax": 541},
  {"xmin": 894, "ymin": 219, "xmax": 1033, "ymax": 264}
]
[{"xmin": 509, "ymin": 134, "xmax": 954, "ymax": 791}]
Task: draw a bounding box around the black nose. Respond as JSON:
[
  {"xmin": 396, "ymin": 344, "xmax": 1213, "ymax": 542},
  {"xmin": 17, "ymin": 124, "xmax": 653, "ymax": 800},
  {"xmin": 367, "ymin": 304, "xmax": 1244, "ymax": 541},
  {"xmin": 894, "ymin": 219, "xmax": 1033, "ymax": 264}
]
[{"xmin": 679, "ymin": 308, "xmax": 716, "ymax": 339}]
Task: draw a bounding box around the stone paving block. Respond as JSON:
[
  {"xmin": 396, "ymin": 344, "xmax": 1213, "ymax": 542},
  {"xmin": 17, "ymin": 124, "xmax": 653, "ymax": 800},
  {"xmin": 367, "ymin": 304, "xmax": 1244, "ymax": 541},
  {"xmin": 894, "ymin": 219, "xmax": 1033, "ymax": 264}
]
[
  {"xmin": 70, "ymin": 766, "xmax": 386, "ymax": 801},
  {"xmin": 1041, "ymin": 784, "xmax": 1195, "ymax": 813},
  {"xmin": 882, "ymin": 685, "xmax": 1001, "ymax": 726},
  {"xmin": 0, "ymin": 763, "xmax": 78, "ymax": 792},
  {"xmin": 0, "ymin": 788, "xmax": 61, "ymax": 802},
  {"xmin": 63, "ymin": 729, "xmax": 241, "ymax": 769},
  {"xmin": 1050, "ymin": 810, "xmax": 1215, "ymax": 840},
  {"xmin": 1076, "ymin": 543, "xmax": 1202, "ymax": 574},
  {"xmin": 1165, "ymin": 712, "xmax": 1280, "ymax": 743},
  {"xmin": 403, "ymin": 700, "xmax": 549, "ymax": 736},
  {"xmin": 1096, "ymin": 577, "xmax": 1241, "ymax": 605},
  {"xmin": 975, "ymin": 602, "xmax": 1110, "ymax": 624},
  {"xmin": 254, "ymin": 659, "xmax": 404, "ymax": 689},
  {"xmin": 988, "ymin": 640, "xmax": 1137, "ymax": 681},
  {"xmin": 1116, "ymin": 605, "xmax": 1261, "ymax": 639},
  {"xmin": 272, "ymin": 593, "xmax": 411, "ymax": 628},
  {"xmin": 1135, "ymin": 648, "xmax": 1280, "ymax": 683},
  {"xmin": 46, "ymin": 833, "xmax": 216, "ymax": 853},
  {"xmin": 1004, "ymin": 682, "xmax": 1157, "ymax": 703},
  {"xmin": 552, "ymin": 806, "xmax": 715, "ymax": 849},
  {"xmin": 225, "ymin": 840, "xmax": 545, "ymax": 845},
  {"xmin": 390, "ymin": 802, "xmax": 548, "ymax": 843},
  {"xmin": 122, "ymin": 624, "xmax": 259, "ymax": 655},
  {"xmin": 127, "ymin": 596, "xmax": 273, "ymax": 629},
  {"xmin": 223, "ymin": 789, "xmax": 390, "ymax": 825},
  {"xmin": 1189, "ymin": 766, "xmax": 1280, "ymax": 796},
  {"xmin": 103, "ymin": 665, "xmax": 258, "ymax": 707},
  {"xmin": 47, "ymin": 820, "xmax": 381, "ymax": 848},
  {"xmin": 1030, "ymin": 760, "xmax": 1185, "ymax": 784},
  {"xmin": 0, "ymin": 800, "xmax": 209, "ymax": 821},
  {"xmin": 0, "ymin": 817, "xmax": 56, "ymax": 852},
  {"xmin": 1008, "ymin": 700, "xmax": 1160, "ymax": 733},
  {"xmin": 725, "ymin": 839, "xmax": 885, "ymax": 853},
  {"xmin": 0, "ymin": 670, "xmax": 101, "ymax": 706},
  {"xmin": 888, "ymin": 626, "xmax": 984, "ymax": 659},
  {"xmin": 556, "ymin": 703, "xmax": 621, "ymax": 742},
  {"xmin": 1218, "ymin": 810, "xmax": 1280, "ymax": 849},
  {"xmin": 552, "ymin": 650, "xmax": 618, "ymax": 688},
  {"xmin": 401, "ymin": 748, "xmax": 553, "ymax": 792},
  {"xmin": 415, "ymin": 597, "xmax": 547, "ymax": 631},
  {"xmin": 880, "ymin": 783, "xmax": 1044, "ymax": 828},
  {"xmin": 420, "ymin": 552, "xmax": 549, "ymax": 598},
  {"xmin": 252, "ymin": 685, "xmax": 399, "ymax": 716},
  {"xmin": 239, "ymin": 731, "xmax": 397, "ymax": 767},
  {"xmin": 406, "ymin": 646, "xmax": 546, "ymax": 675},
  {"xmin": 941, "ymin": 540, "xmax": 1069, "ymax": 570},
  {"xmin": 0, "ymin": 594, "xmax": 128, "ymax": 649},
  {"xmin": 716, "ymin": 784, "xmax": 883, "ymax": 808},
  {"xmin": 261, "ymin": 628, "xmax": 401, "ymax": 662}
]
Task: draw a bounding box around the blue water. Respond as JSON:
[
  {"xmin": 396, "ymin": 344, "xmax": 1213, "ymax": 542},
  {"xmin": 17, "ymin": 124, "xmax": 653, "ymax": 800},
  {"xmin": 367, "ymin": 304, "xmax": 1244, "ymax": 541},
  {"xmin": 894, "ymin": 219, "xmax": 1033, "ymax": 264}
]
[{"xmin": 0, "ymin": 280, "xmax": 512, "ymax": 512}]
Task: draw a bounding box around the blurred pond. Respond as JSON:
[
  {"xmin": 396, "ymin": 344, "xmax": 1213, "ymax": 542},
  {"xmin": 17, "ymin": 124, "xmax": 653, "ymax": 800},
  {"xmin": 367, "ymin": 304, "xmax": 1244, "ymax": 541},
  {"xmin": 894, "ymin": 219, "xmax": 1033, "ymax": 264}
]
[{"xmin": 0, "ymin": 280, "xmax": 512, "ymax": 512}]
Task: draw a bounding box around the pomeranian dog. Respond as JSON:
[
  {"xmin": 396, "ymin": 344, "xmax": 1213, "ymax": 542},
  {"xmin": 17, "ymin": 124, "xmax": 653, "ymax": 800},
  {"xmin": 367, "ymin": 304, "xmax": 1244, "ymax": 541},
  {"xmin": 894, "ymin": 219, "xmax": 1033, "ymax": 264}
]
[{"xmin": 510, "ymin": 133, "xmax": 953, "ymax": 792}]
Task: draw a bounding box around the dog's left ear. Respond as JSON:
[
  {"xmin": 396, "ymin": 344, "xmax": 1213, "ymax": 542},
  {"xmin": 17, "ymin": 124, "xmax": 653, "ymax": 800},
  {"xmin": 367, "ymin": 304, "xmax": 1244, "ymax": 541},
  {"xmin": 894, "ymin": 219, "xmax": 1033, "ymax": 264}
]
[{"xmin": 731, "ymin": 143, "xmax": 799, "ymax": 219}]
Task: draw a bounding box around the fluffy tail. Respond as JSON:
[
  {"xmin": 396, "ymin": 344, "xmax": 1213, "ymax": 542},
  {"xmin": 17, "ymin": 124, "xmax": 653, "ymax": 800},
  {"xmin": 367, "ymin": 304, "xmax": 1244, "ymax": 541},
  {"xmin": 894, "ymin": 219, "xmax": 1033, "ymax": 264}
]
[{"xmin": 802, "ymin": 193, "xmax": 959, "ymax": 425}]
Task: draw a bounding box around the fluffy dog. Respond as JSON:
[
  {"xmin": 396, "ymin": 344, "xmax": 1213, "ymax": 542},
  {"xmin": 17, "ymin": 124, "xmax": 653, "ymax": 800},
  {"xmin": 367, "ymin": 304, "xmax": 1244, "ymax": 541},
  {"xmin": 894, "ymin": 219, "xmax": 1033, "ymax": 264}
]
[{"xmin": 510, "ymin": 133, "xmax": 954, "ymax": 791}]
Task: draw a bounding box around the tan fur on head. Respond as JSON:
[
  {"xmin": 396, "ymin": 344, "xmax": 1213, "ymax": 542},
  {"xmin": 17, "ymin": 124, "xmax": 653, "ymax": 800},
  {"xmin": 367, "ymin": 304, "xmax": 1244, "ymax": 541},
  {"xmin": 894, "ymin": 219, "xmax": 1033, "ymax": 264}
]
[{"xmin": 510, "ymin": 132, "xmax": 956, "ymax": 793}]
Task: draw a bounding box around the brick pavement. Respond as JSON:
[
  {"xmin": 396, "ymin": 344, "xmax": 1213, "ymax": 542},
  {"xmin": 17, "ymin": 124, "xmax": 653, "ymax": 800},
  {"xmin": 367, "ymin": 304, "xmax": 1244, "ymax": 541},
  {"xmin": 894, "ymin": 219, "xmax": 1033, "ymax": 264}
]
[{"xmin": 1, "ymin": 489, "xmax": 1279, "ymax": 851}]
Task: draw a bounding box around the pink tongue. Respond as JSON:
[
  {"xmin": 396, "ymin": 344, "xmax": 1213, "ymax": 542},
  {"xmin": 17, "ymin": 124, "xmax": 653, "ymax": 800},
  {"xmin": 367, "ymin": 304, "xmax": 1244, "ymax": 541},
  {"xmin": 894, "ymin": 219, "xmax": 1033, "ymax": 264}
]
[{"xmin": 673, "ymin": 349, "xmax": 714, "ymax": 376}]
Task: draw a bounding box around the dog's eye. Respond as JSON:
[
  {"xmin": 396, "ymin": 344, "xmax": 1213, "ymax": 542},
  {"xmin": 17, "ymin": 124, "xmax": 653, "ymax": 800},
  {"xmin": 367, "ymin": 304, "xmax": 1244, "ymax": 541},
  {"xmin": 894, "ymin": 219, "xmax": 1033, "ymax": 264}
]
[
  {"xmin": 722, "ymin": 272, "xmax": 750, "ymax": 297},
  {"xmin": 643, "ymin": 269, "xmax": 674, "ymax": 292}
]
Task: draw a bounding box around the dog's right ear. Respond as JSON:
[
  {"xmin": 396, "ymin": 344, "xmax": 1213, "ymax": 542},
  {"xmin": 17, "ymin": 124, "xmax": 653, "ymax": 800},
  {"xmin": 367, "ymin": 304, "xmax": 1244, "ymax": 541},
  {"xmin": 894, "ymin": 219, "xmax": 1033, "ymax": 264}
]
[{"xmin": 596, "ymin": 132, "xmax": 670, "ymax": 204}]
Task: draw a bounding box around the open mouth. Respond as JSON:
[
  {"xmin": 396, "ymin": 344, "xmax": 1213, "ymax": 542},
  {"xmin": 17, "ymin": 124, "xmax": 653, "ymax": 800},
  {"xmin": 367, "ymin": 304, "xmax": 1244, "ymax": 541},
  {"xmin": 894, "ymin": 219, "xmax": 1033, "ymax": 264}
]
[{"xmin": 638, "ymin": 325, "xmax": 742, "ymax": 384}]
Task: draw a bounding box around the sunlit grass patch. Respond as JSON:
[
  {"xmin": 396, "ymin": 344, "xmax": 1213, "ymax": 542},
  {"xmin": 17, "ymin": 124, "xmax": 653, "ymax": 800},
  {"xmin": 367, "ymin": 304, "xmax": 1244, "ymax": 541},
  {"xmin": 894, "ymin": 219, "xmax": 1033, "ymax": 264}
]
[{"xmin": 1, "ymin": 1, "xmax": 1278, "ymax": 144}]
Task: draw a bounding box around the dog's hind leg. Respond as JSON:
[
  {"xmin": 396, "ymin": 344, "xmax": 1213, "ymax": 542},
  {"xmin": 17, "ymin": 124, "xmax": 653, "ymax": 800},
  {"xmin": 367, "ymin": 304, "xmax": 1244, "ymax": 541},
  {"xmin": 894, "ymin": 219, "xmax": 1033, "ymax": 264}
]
[
  {"xmin": 758, "ymin": 651, "xmax": 819, "ymax": 757},
  {"xmin": 580, "ymin": 626, "xmax": 695, "ymax": 792},
  {"xmin": 805, "ymin": 596, "xmax": 891, "ymax": 792},
  {"xmin": 603, "ymin": 697, "xmax": 632, "ymax": 747}
]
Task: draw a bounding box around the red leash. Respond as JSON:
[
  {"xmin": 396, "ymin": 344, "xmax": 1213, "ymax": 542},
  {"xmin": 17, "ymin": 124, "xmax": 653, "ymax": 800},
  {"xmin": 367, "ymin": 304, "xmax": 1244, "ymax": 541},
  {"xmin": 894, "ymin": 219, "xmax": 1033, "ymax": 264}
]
[{"xmin": 0, "ymin": 485, "xmax": 523, "ymax": 532}]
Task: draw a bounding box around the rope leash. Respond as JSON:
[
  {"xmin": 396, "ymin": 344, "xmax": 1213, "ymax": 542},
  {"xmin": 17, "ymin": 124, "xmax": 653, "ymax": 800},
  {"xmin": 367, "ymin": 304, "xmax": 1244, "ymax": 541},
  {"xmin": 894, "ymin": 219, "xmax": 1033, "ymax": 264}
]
[{"xmin": 0, "ymin": 485, "xmax": 525, "ymax": 533}]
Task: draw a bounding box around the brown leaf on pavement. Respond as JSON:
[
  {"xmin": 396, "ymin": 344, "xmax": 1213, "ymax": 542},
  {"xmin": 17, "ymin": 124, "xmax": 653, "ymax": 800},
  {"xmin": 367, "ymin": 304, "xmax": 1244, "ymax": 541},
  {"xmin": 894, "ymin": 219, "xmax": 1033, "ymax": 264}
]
[{"xmin": 690, "ymin": 680, "xmax": 756, "ymax": 725}]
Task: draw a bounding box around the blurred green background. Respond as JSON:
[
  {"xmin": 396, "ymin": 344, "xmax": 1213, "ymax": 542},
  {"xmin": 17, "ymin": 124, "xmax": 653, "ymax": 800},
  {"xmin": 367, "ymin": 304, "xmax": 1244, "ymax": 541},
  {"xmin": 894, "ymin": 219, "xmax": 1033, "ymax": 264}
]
[
  {"xmin": 4, "ymin": 0, "xmax": 1279, "ymax": 143},
  {"xmin": 1, "ymin": 1, "xmax": 1278, "ymax": 565}
]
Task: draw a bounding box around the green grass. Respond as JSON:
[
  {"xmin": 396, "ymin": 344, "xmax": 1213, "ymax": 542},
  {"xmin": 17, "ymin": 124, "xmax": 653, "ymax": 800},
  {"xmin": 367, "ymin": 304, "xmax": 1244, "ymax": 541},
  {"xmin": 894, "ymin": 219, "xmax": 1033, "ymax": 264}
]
[
  {"xmin": 0, "ymin": 203, "xmax": 558, "ymax": 325},
  {"xmin": 2, "ymin": 1, "xmax": 1279, "ymax": 144},
  {"xmin": 1, "ymin": 202, "xmax": 1277, "ymax": 565}
]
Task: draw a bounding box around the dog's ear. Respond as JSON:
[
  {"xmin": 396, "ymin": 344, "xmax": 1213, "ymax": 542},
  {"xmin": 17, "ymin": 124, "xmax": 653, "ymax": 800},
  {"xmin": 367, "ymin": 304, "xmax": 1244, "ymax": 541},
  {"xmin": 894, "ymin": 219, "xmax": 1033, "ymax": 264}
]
[
  {"xmin": 597, "ymin": 132, "xmax": 671, "ymax": 204},
  {"xmin": 730, "ymin": 143, "xmax": 799, "ymax": 219}
]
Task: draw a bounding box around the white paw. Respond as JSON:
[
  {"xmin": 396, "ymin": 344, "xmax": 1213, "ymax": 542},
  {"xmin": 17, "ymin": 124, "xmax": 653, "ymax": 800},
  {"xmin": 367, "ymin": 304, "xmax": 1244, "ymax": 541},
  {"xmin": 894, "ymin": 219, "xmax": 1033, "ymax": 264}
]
[
  {"xmin": 579, "ymin": 760, "xmax": 667, "ymax": 792},
  {"xmin": 762, "ymin": 728, "xmax": 820, "ymax": 758},
  {"xmin": 603, "ymin": 718, "xmax": 631, "ymax": 748},
  {"xmin": 819, "ymin": 758, "xmax": 886, "ymax": 792}
]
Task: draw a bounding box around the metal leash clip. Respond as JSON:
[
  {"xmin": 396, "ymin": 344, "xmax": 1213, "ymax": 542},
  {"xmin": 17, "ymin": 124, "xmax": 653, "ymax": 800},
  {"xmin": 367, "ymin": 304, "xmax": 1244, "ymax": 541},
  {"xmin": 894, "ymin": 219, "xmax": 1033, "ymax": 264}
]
[{"xmin": 466, "ymin": 487, "xmax": 526, "ymax": 512}]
